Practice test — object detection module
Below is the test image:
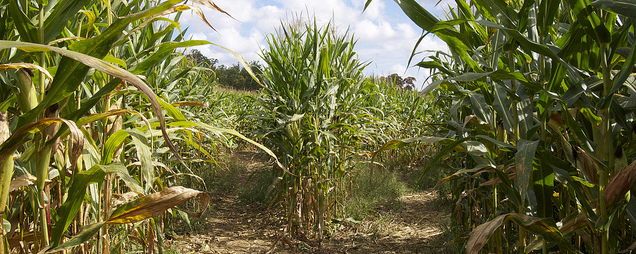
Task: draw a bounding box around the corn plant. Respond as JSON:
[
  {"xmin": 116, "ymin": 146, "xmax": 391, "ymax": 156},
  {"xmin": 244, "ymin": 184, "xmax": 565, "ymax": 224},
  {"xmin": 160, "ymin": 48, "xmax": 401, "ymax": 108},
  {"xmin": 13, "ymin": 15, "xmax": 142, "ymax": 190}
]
[
  {"xmin": 366, "ymin": 0, "xmax": 636, "ymax": 252},
  {"xmin": 0, "ymin": 0, "xmax": 280, "ymax": 253},
  {"xmin": 256, "ymin": 18, "xmax": 375, "ymax": 240}
]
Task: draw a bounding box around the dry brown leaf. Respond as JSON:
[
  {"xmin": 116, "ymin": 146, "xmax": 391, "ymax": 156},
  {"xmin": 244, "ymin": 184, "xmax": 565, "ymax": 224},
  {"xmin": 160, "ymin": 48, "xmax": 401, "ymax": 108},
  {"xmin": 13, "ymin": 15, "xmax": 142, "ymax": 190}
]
[
  {"xmin": 107, "ymin": 186, "xmax": 210, "ymax": 224},
  {"xmin": 9, "ymin": 174, "xmax": 36, "ymax": 193},
  {"xmin": 604, "ymin": 160, "xmax": 636, "ymax": 208},
  {"xmin": 0, "ymin": 63, "xmax": 54, "ymax": 81}
]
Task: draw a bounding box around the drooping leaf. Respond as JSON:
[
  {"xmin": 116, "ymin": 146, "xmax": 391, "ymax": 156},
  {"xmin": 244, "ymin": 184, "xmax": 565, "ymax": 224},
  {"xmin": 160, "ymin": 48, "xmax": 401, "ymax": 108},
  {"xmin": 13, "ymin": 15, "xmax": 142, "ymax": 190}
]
[
  {"xmin": 467, "ymin": 213, "xmax": 576, "ymax": 253},
  {"xmin": 46, "ymin": 222, "xmax": 107, "ymax": 253},
  {"xmin": 371, "ymin": 136, "xmax": 448, "ymax": 157},
  {"xmin": 168, "ymin": 120, "xmax": 290, "ymax": 175},
  {"xmin": 8, "ymin": 174, "xmax": 36, "ymax": 192},
  {"xmin": 0, "ymin": 40, "xmax": 186, "ymax": 171},
  {"xmin": 48, "ymin": 186, "xmax": 208, "ymax": 252},
  {"xmin": 0, "ymin": 63, "xmax": 53, "ymax": 81},
  {"xmin": 0, "ymin": 117, "xmax": 83, "ymax": 164},
  {"xmin": 107, "ymin": 186, "xmax": 210, "ymax": 224},
  {"xmin": 132, "ymin": 40, "xmax": 210, "ymax": 74},
  {"xmin": 127, "ymin": 129, "xmax": 154, "ymax": 191}
]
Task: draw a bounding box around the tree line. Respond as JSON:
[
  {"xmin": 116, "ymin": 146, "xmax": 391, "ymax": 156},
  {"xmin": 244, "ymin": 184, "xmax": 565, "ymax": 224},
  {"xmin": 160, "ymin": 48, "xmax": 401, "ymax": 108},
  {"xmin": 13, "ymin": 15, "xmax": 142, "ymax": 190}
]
[
  {"xmin": 187, "ymin": 49, "xmax": 416, "ymax": 91},
  {"xmin": 187, "ymin": 49, "xmax": 263, "ymax": 90}
]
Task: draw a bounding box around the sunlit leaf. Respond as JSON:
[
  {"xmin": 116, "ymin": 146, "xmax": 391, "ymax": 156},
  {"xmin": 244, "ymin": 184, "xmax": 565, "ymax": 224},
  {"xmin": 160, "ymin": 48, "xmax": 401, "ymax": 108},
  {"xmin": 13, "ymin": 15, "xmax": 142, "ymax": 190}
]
[
  {"xmin": 467, "ymin": 213, "xmax": 576, "ymax": 253},
  {"xmin": 108, "ymin": 186, "xmax": 210, "ymax": 224},
  {"xmin": 0, "ymin": 63, "xmax": 53, "ymax": 81}
]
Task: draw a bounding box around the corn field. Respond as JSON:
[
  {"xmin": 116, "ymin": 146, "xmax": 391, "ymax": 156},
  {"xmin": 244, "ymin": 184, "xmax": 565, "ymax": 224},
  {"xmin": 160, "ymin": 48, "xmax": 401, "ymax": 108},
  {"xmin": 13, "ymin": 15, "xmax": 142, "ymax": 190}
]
[
  {"xmin": 364, "ymin": 0, "xmax": 636, "ymax": 252},
  {"xmin": 0, "ymin": 0, "xmax": 283, "ymax": 253},
  {"xmin": 2, "ymin": 0, "xmax": 636, "ymax": 253}
]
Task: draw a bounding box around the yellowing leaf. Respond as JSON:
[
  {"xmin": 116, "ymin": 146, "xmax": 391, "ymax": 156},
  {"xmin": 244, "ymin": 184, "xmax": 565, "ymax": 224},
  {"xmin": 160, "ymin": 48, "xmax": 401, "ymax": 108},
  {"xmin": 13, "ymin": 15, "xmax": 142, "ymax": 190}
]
[
  {"xmin": 0, "ymin": 63, "xmax": 54, "ymax": 81},
  {"xmin": 107, "ymin": 186, "xmax": 210, "ymax": 224}
]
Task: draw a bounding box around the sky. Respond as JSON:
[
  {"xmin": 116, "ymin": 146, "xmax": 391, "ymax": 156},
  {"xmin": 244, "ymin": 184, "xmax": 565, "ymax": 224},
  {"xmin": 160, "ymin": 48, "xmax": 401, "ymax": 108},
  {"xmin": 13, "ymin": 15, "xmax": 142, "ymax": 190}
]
[{"xmin": 179, "ymin": 0, "xmax": 453, "ymax": 89}]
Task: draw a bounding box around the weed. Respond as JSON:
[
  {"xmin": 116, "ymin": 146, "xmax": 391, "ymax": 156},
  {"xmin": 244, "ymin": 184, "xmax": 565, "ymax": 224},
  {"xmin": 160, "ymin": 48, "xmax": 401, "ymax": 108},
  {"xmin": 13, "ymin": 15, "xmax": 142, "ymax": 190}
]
[{"xmin": 345, "ymin": 167, "xmax": 407, "ymax": 220}]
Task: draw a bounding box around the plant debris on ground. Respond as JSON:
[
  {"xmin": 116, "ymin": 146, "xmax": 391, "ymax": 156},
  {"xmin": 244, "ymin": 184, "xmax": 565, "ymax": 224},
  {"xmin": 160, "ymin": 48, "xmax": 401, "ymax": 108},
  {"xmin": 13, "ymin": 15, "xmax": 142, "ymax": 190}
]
[{"xmin": 165, "ymin": 151, "xmax": 453, "ymax": 253}]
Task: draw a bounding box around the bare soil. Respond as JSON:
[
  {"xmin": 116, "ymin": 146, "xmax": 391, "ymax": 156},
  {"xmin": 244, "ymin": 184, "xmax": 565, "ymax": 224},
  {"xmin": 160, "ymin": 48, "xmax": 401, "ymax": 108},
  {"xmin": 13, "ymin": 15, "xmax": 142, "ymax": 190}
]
[{"xmin": 165, "ymin": 151, "xmax": 453, "ymax": 253}]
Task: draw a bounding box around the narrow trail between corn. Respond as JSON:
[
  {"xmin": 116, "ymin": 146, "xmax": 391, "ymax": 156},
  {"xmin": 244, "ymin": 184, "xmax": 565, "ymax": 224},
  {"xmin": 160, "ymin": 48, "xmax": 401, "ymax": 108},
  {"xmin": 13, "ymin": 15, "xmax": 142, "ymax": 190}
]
[{"xmin": 166, "ymin": 151, "xmax": 451, "ymax": 253}]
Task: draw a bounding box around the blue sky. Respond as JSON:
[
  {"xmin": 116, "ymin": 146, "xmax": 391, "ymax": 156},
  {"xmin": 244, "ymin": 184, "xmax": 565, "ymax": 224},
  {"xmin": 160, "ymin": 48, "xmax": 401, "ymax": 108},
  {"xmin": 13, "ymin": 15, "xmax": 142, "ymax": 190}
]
[{"xmin": 179, "ymin": 0, "xmax": 453, "ymax": 89}]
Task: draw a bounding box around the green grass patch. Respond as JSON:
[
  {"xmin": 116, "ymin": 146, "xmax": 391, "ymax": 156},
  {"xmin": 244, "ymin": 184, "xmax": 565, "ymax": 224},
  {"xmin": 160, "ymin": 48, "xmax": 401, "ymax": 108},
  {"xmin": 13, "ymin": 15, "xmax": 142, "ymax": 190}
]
[{"xmin": 345, "ymin": 167, "xmax": 407, "ymax": 220}]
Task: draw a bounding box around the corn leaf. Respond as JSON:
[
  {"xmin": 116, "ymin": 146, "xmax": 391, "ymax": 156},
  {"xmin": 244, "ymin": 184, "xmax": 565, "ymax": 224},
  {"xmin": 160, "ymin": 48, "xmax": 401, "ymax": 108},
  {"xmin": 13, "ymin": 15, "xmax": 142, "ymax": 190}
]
[
  {"xmin": 46, "ymin": 222, "xmax": 106, "ymax": 253},
  {"xmin": 515, "ymin": 139, "xmax": 539, "ymax": 202},
  {"xmin": 467, "ymin": 213, "xmax": 577, "ymax": 253},
  {"xmin": 535, "ymin": 152, "xmax": 555, "ymax": 218},
  {"xmin": 592, "ymin": 0, "xmax": 636, "ymax": 19},
  {"xmin": 108, "ymin": 186, "xmax": 210, "ymax": 224},
  {"xmin": 0, "ymin": 40, "xmax": 187, "ymax": 171}
]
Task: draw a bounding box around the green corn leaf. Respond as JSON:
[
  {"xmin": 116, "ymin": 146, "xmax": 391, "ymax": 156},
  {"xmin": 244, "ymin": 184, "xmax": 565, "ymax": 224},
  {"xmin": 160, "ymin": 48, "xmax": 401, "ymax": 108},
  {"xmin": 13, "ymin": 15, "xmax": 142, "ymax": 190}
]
[
  {"xmin": 492, "ymin": 83, "xmax": 513, "ymax": 133},
  {"xmin": 0, "ymin": 39, "xmax": 186, "ymax": 171},
  {"xmin": 108, "ymin": 163, "xmax": 144, "ymax": 194},
  {"xmin": 609, "ymin": 23, "xmax": 636, "ymax": 95},
  {"xmin": 127, "ymin": 129, "xmax": 154, "ymax": 191},
  {"xmin": 49, "ymin": 163, "xmax": 144, "ymax": 247},
  {"xmin": 371, "ymin": 136, "xmax": 449, "ymax": 157},
  {"xmin": 363, "ymin": 0, "xmax": 374, "ymax": 11},
  {"xmin": 101, "ymin": 130, "xmax": 130, "ymax": 165},
  {"xmin": 462, "ymin": 140, "xmax": 494, "ymax": 166},
  {"xmin": 393, "ymin": 0, "xmax": 440, "ymax": 31},
  {"xmin": 592, "ymin": 0, "xmax": 636, "ymax": 19},
  {"xmin": 42, "ymin": 0, "xmax": 90, "ymax": 42},
  {"xmin": 46, "ymin": 222, "xmax": 107, "ymax": 253},
  {"xmin": 476, "ymin": 135, "xmax": 516, "ymax": 150},
  {"xmin": 562, "ymin": 81, "xmax": 588, "ymax": 107},
  {"xmin": 14, "ymin": 0, "xmax": 185, "ymax": 129},
  {"xmin": 8, "ymin": 1, "xmax": 37, "ymax": 43},
  {"xmin": 50, "ymin": 165, "xmax": 107, "ymax": 246},
  {"xmin": 416, "ymin": 61, "xmax": 455, "ymax": 76},
  {"xmin": 560, "ymin": 104, "xmax": 595, "ymax": 153},
  {"xmin": 168, "ymin": 120, "xmax": 290, "ymax": 175},
  {"xmin": 475, "ymin": 19, "xmax": 583, "ymax": 84},
  {"xmin": 493, "ymin": 167, "xmax": 523, "ymax": 211},
  {"xmin": 515, "ymin": 139, "xmax": 539, "ymax": 203},
  {"xmin": 535, "ymin": 152, "xmax": 555, "ymax": 218},
  {"xmin": 453, "ymin": 72, "xmax": 491, "ymax": 82},
  {"xmin": 517, "ymin": 98, "xmax": 535, "ymax": 140},
  {"xmin": 538, "ymin": 0, "xmax": 563, "ymax": 37},
  {"xmin": 469, "ymin": 93, "xmax": 492, "ymax": 126},
  {"xmin": 132, "ymin": 40, "xmax": 210, "ymax": 74}
]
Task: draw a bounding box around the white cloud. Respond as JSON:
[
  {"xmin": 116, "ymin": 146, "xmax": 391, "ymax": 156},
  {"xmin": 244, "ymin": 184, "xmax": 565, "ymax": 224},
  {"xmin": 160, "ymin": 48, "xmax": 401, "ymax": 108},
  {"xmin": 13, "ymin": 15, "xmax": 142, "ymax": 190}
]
[{"xmin": 178, "ymin": 0, "xmax": 450, "ymax": 89}]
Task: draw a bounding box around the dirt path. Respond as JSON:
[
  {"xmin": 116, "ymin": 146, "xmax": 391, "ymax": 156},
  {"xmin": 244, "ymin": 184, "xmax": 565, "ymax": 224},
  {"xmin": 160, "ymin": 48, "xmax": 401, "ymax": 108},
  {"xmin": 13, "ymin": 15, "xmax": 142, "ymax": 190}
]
[{"xmin": 166, "ymin": 152, "xmax": 451, "ymax": 253}]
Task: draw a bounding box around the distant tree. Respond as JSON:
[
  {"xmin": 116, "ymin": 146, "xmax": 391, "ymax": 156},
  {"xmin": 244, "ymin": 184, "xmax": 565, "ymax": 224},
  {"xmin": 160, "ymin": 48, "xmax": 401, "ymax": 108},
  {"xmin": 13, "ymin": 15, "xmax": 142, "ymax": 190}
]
[
  {"xmin": 186, "ymin": 50, "xmax": 262, "ymax": 91},
  {"xmin": 187, "ymin": 49, "xmax": 218, "ymax": 68},
  {"xmin": 385, "ymin": 73, "xmax": 416, "ymax": 90},
  {"xmin": 214, "ymin": 61, "xmax": 262, "ymax": 91}
]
